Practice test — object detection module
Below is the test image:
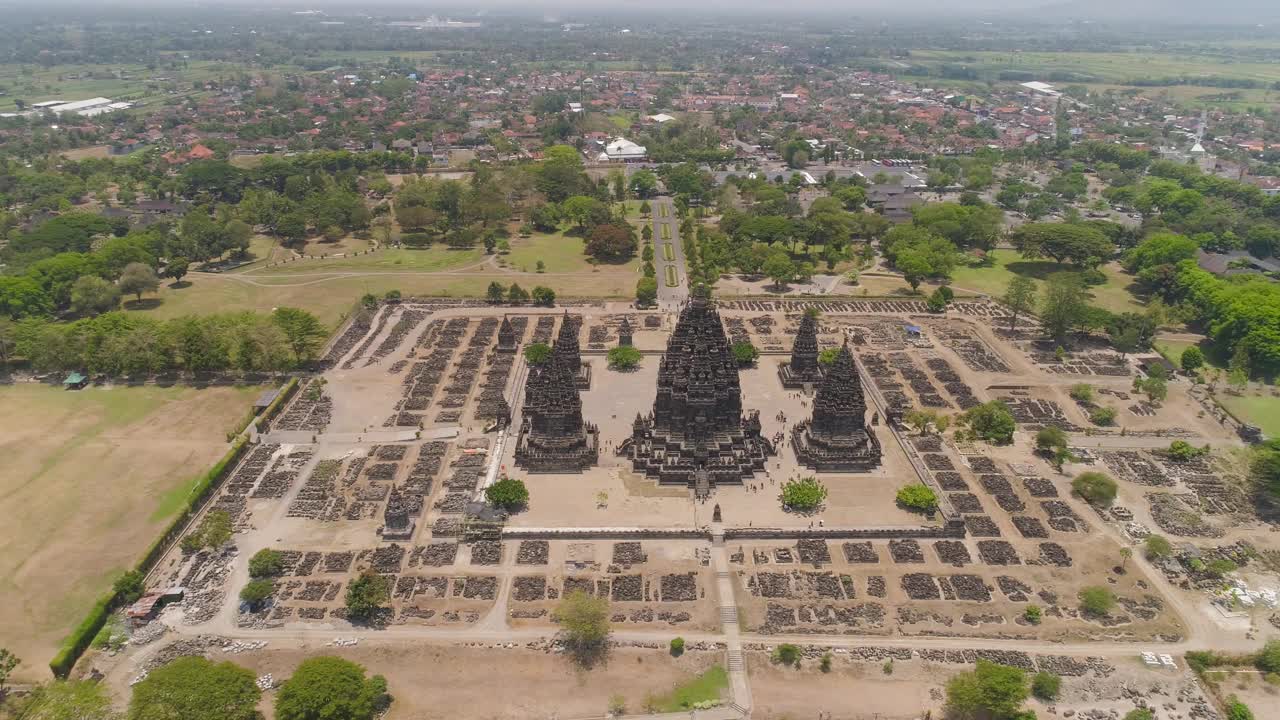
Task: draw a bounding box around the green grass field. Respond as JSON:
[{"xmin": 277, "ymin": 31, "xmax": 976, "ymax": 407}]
[
  {"xmin": 949, "ymin": 249, "xmax": 1144, "ymax": 315},
  {"xmin": 0, "ymin": 60, "xmax": 239, "ymax": 112},
  {"xmin": 909, "ymin": 49, "xmax": 1280, "ymax": 86},
  {"xmin": 0, "ymin": 383, "xmax": 260, "ymax": 681},
  {"xmin": 650, "ymin": 665, "xmax": 728, "ymax": 712},
  {"xmin": 504, "ymin": 231, "xmax": 639, "ymax": 274},
  {"xmin": 1217, "ymin": 393, "xmax": 1280, "ymax": 438},
  {"xmin": 249, "ymin": 246, "xmax": 485, "ymax": 275}
]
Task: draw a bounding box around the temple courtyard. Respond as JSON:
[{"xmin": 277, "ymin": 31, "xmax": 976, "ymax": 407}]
[{"xmin": 82, "ymin": 296, "xmax": 1277, "ymax": 719}]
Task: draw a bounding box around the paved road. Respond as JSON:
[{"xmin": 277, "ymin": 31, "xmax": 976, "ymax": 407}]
[{"xmin": 651, "ymin": 197, "xmax": 690, "ymax": 309}]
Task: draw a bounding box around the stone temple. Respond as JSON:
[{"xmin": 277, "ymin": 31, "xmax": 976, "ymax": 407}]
[
  {"xmin": 554, "ymin": 310, "xmax": 591, "ymax": 389},
  {"xmin": 778, "ymin": 311, "xmax": 823, "ymax": 388},
  {"xmin": 791, "ymin": 340, "xmax": 882, "ymax": 472},
  {"xmin": 622, "ymin": 295, "xmax": 773, "ymax": 496},
  {"xmin": 514, "ymin": 332, "xmax": 599, "ymax": 473}
]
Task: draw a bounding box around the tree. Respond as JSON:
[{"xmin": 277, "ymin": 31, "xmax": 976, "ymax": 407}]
[
  {"xmin": 345, "ymin": 571, "xmax": 391, "ymax": 621},
  {"xmin": 525, "ymin": 342, "xmax": 552, "ymax": 365},
  {"xmin": 963, "ymin": 401, "xmax": 1016, "ymax": 444},
  {"xmin": 0, "ymin": 647, "xmax": 17, "ymax": 691},
  {"xmin": 249, "ymin": 549, "xmax": 286, "ymax": 578},
  {"xmin": 166, "ymin": 257, "xmax": 191, "ymax": 285},
  {"xmin": 128, "ymin": 656, "xmax": 260, "ymax": 720},
  {"xmin": 8, "ymin": 679, "xmax": 115, "ymax": 720},
  {"xmin": 1123, "ymin": 710, "xmax": 1155, "ymax": 720},
  {"xmin": 1255, "ymin": 638, "xmax": 1280, "ymax": 673},
  {"xmin": 763, "ymin": 251, "xmax": 796, "ymax": 290},
  {"xmin": 781, "ymin": 477, "xmax": 828, "ymax": 512},
  {"xmin": 1031, "ymin": 672, "xmax": 1061, "ymax": 701},
  {"xmin": 1225, "ymin": 699, "xmax": 1254, "ymax": 720},
  {"xmin": 669, "ymin": 637, "xmax": 685, "ymax": 657},
  {"xmin": 585, "ymin": 223, "xmax": 637, "ymax": 261},
  {"xmin": 636, "ymin": 277, "xmax": 658, "ymax": 306},
  {"xmin": 507, "ymin": 283, "xmax": 530, "ymax": 304},
  {"xmin": 118, "ymin": 262, "xmax": 160, "ymax": 302},
  {"xmin": 1144, "ymin": 534, "xmax": 1173, "ymax": 560},
  {"xmin": 1078, "ymin": 586, "xmax": 1116, "ymax": 617},
  {"xmin": 486, "ymin": 476, "xmax": 529, "ymax": 510},
  {"xmin": 1168, "ymin": 440, "xmax": 1209, "ymax": 461},
  {"xmin": 1040, "ymin": 273, "xmax": 1090, "ymax": 345},
  {"xmin": 896, "ymin": 484, "xmax": 939, "ymax": 513},
  {"xmin": 771, "ymin": 643, "xmax": 802, "ymax": 668},
  {"xmin": 1072, "ymin": 471, "xmax": 1118, "ymax": 507},
  {"xmin": 998, "ymin": 274, "xmax": 1039, "ymax": 330},
  {"xmin": 945, "ymin": 660, "xmax": 1029, "ymax": 720},
  {"xmin": 555, "ymin": 590, "xmax": 611, "ymax": 666},
  {"xmin": 1024, "ymin": 605, "xmax": 1042, "ymax": 625},
  {"xmin": 486, "ymin": 281, "xmax": 506, "ymax": 304},
  {"xmin": 1012, "ymin": 222, "xmax": 1114, "ymax": 267},
  {"xmin": 239, "ymin": 579, "xmax": 275, "ymax": 606},
  {"xmin": 732, "ymin": 341, "xmax": 759, "ymax": 366},
  {"xmin": 276, "ymin": 656, "xmax": 389, "ymax": 720},
  {"xmin": 273, "ymin": 308, "xmax": 326, "ymax": 364},
  {"xmin": 927, "ymin": 288, "xmax": 948, "ymax": 312},
  {"xmin": 70, "ymin": 276, "xmax": 120, "ymax": 316},
  {"xmin": 639, "ymin": 200, "xmax": 652, "ymax": 217},
  {"xmin": 531, "ymin": 286, "xmax": 556, "ymax": 307},
  {"xmin": 607, "ymin": 346, "xmax": 643, "ymax": 370},
  {"xmin": 114, "ymin": 570, "xmax": 146, "ymax": 604},
  {"xmin": 1181, "ymin": 346, "xmax": 1205, "ymax": 373},
  {"xmin": 1035, "ymin": 426, "xmax": 1068, "ymax": 455}
]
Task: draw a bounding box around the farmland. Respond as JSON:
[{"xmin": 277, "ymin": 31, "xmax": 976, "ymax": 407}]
[{"xmin": 0, "ymin": 382, "xmax": 262, "ymax": 681}]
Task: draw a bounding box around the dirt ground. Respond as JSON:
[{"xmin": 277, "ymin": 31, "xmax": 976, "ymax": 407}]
[
  {"xmin": 0, "ymin": 382, "xmax": 262, "ymax": 681},
  {"xmin": 104, "ymin": 643, "xmax": 721, "ymax": 720}
]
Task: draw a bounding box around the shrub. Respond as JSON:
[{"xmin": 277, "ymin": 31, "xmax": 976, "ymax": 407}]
[
  {"xmin": 820, "ymin": 653, "xmax": 832, "ymax": 673},
  {"xmin": 1258, "ymin": 639, "xmax": 1280, "ymax": 673},
  {"xmin": 531, "ymin": 285, "xmax": 556, "ymax": 307},
  {"xmin": 1123, "ymin": 710, "xmax": 1155, "ymax": 720},
  {"xmin": 1225, "ymin": 697, "xmax": 1255, "ymax": 720},
  {"xmin": 239, "ymin": 579, "xmax": 275, "ymax": 606},
  {"xmin": 669, "ymin": 637, "xmax": 685, "ymax": 657},
  {"xmin": 1078, "ymin": 586, "xmax": 1116, "ymax": 617},
  {"xmin": 1206, "ymin": 558, "xmax": 1238, "ymax": 578},
  {"xmin": 1069, "ymin": 383, "xmax": 1095, "ymax": 404},
  {"xmin": 485, "ymin": 477, "xmax": 529, "ymax": 510},
  {"xmin": 524, "ymin": 342, "xmax": 552, "ymax": 365},
  {"xmin": 607, "ymin": 345, "xmax": 643, "ymax": 370},
  {"xmin": 818, "ymin": 348, "xmax": 841, "ymax": 366},
  {"xmin": 1031, "ymin": 671, "xmax": 1061, "ymax": 701},
  {"xmin": 1144, "ymin": 535, "xmax": 1173, "ymax": 560},
  {"xmin": 781, "ymin": 477, "xmax": 827, "ymax": 512},
  {"xmin": 895, "ymin": 484, "xmax": 939, "ymax": 513},
  {"xmin": 1072, "ymin": 471, "xmax": 1118, "ymax": 507},
  {"xmin": 248, "ymin": 549, "xmax": 285, "ymax": 578},
  {"xmin": 731, "ymin": 341, "xmax": 759, "ymax": 365},
  {"xmin": 1089, "ymin": 406, "xmax": 1118, "ymax": 426},
  {"xmin": 113, "ymin": 570, "xmax": 145, "ymax": 604},
  {"xmin": 1181, "ymin": 346, "xmax": 1204, "ymax": 372},
  {"xmin": 1168, "ymin": 440, "xmax": 1209, "ymax": 461},
  {"xmin": 772, "ymin": 643, "xmax": 801, "ymax": 667},
  {"xmin": 945, "ymin": 660, "xmax": 1028, "ymax": 720},
  {"xmin": 1024, "ymin": 605, "xmax": 1042, "ymax": 625}
]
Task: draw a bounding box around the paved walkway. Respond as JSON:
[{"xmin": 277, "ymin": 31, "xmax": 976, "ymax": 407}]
[
  {"xmin": 653, "ymin": 198, "xmax": 690, "ymax": 309},
  {"xmin": 710, "ymin": 523, "xmax": 752, "ymax": 716}
]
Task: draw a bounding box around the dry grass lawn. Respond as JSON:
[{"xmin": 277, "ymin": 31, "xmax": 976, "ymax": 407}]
[{"xmin": 0, "ymin": 382, "xmax": 261, "ymax": 681}]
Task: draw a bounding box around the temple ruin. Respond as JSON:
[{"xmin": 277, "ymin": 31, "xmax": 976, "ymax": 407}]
[
  {"xmin": 622, "ymin": 295, "xmax": 773, "ymax": 497},
  {"xmin": 791, "ymin": 340, "xmax": 882, "ymax": 472},
  {"xmin": 778, "ymin": 311, "xmax": 824, "ymax": 388},
  {"xmin": 514, "ymin": 337, "xmax": 599, "ymax": 472}
]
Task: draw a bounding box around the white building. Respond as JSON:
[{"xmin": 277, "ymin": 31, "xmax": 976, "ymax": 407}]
[{"xmin": 598, "ymin": 137, "xmax": 647, "ymax": 163}]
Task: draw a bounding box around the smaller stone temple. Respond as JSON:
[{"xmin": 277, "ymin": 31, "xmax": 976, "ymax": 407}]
[
  {"xmin": 617, "ymin": 316, "xmax": 634, "ymax": 347},
  {"xmin": 791, "ymin": 340, "xmax": 882, "ymax": 471},
  {"xmin": 554, "ymin": 310, "xmax": 591, "ymax": 388},
  {"xmin": 379, "ymin": 485, "xmax": 415, "ymax": 540},
  {"xmin": 496, "ymin": 315, "xmax": 519, "ymax": 353},
  {"xmin": 778, "ymin": 312, "xmax": 824, "ymax": 388},
  {"xmin": 514, "ymin": 346, "xmax": 599, "ymax": 473}
]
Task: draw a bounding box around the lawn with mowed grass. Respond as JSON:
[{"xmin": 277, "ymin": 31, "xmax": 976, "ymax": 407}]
[
  {"xmin": 504, "ymin": 231, "xmax": 638, "ymax": 274},
  {"xmin": 649, "ymin": 665, "xmax": 729, "ymax": 711},
  {"xmin": 949, "ymin": 249, "xmax": 1145, "ymax": 315},
  {"xmin": 245, "ymin": 246, "xmax": 486, "ymax": 275},
  {"xmin": 0, "ymin": 383, "xmax": 262, "ymax": 681},
  {"xmin": 1217, "ymin": 393, "xmax": 1280, "ymax": 439}
]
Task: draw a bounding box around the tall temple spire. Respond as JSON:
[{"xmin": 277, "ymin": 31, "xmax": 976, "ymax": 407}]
[
  {"xmin": 514, "ymin": 333, "xmax": 598, "ymax": 472},
  {"xmin": 623, "ymin": 295, "xmax": 773, "ymax": 494},
  {"xmin": 779, "ymin": 311, "xmax": 824, "ymax": 388},
  {"xmin": 792, "ymin": 339, "xmax": 881, "ymax": 471},
  {"xmin": 552, "ymin": 310, "xmax": 591, "ymax": 388}
]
